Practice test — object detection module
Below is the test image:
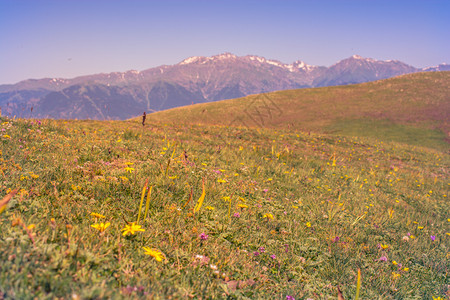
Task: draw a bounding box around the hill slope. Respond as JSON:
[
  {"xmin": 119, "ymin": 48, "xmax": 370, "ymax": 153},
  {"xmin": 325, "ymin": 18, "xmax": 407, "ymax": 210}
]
[{"xmin": 147, "ymin": 72, "xmax": 450, "ymax": 151}]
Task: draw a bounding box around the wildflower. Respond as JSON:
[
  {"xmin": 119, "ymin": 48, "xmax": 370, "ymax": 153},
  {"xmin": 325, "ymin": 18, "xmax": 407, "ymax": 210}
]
[
  {"xmin": 380, "ymin": 244, "xmax": 389, "ymax": 249},
  {"xmin": 392, "ymin": 260, "xmax": 398, "ymax": 265},
  {"xmin": 217, "ymin": 179, "xmax": 227, "ymax": 183},
  {"xmin": 91, "ymin": 222, "xmax": 110, "ymax": 232},
  {"xmin": 391, "ymin": 272, "xmax": 401, "ymax": 280},
  {"xmin": 193, "ymin": 254, "xmax": 210, "ymax": 266},
  {"xmin": 286, "ymin": 296, "xmax": 295, "ymax": 300},
  {"xmin": 417, "ymin": 226, "xmax": 424, "ymax": 230},
  {"xmin": 270, "ymin": 254, "xmax": 277, "ymax": 259},
  {"xmin": 143, "ymin": 247, "xmax": 164, "ymax": 262},
  {"xmin": 378, "ymin": 256, "xmax": 388, "ymax": 262},
  {"xmin": 233, "ymin": 212, "xmax": 240, "ymax": 218},
  {"xmin": 119, "ymin": 176, "xmax": 129, "ymax": 182},
  {"xmin": 125, "ymin": 167, "xmax": 135, "ymax": 173},
  {"xmin": 430, "ymin": 235, "xmax": 436, "ymax": 241},
  {"xmin": 402, "ymin": 236, "xmax": 410, "ymax": 242},
  {"xmin": 403, "ymin": 267, "xmax": 409, "ymax": 272},
  {"xmin": 263, "ymin": 213, "xmax": 274, "ymax": 220},
  {"xmin": 253, "ymin": 251, "xmax": 260, "ymax": 256},
  {"xmin": 262, "ymin": 189, "xmax": 269, "ymax": 193},
  {"xmin": 205, "ymin": 206, "xmax": 215, "ymax": 210},
  {"xmin": 90, "ymin": 212, "xmax": 106, "ymax": 218},
  {"xmin": 209, "ymin": 264, "xmax": 218, "ymax": 270},
  {"xmin": 259, "ymin": 247, "xmax": 266, "ymax": 253},
  {"xmin": 238, "ymin": 204, "xmax": 248, "ymax": 208},
  {"xmin": 332, "ymin": 236, "xmax": 340, "ymax": 243},
  {"xmin": 121, "ymin": 222, "xmax": 145, "ymax": 236},
  {"xmin": 306, "ymin": 222, "xmax": 311, "ymax": 228},
  {"xmin": 200, "ymin": 233, "xmax": 209, "ymax": 240}
]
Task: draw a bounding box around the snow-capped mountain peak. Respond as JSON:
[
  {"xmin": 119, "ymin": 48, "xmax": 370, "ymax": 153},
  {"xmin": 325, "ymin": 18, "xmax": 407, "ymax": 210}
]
[{"xmin": 179, "ymin": 56, "xmax": 204, "ymax": 65}]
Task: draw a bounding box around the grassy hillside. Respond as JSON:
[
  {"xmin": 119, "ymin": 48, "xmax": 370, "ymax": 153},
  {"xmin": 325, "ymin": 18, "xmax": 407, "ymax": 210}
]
[
  {"xmin": 1, "ymin": 117, "xmax": 449, "ymax": 299},
  {"xmin": 147, "ymin": 71, "xmax": 450, "ymax": 151}
]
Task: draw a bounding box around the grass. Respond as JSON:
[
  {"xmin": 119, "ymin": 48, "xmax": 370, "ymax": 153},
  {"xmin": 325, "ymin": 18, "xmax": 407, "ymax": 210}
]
[
  {"xmin": 0, "ymin": 115, "xmax": 449, "ymax": 299},
  {"xmin": 146, "ymin": 71, "xmax": 450, "ymax": 151},
  {"xmin": 326, "ymin": 119, "xmax": 449, "ymax": 152}
]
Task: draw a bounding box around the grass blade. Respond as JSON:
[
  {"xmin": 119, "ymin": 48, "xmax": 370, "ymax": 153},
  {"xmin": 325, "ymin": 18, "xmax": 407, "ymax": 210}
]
[
  {"xmin": 143, "ymin": 185, "xmax": 153, "ymax": 221},
  {"xmin": 194, "ymin": 179, "xmax": 205, "ymax": 213},
  {"xmin": 137, "ymin": 179, "xmax": 148, "ymax": 224},
  {"xmin": 355, "ymin": 268, "xmax": 361, "ymax": 300}
]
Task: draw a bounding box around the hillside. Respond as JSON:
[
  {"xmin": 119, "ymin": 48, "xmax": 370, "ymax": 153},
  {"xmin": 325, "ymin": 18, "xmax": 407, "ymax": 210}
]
[
  {"xmin": 147, "ymin": 71, "xmax": 450, "ymax": 151},
  {"xmin": 0, "ymin": 116, "xmax": 448, "ymax": 298}
]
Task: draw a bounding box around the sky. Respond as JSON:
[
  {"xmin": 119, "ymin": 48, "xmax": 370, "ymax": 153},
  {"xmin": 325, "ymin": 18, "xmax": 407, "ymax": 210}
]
[{"xmin": 0, "ymin": 0, "xmax": 449, "ymax": 85}]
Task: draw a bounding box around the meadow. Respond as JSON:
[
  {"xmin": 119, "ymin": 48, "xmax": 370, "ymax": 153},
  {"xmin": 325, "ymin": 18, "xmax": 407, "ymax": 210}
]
[
  {"xmin": 147, "ymin": 72, "xmax": 450, "ymax": 152},
  {"xmin": 0, "ymin": 114, "xmax": 448, "ymax": 299}
]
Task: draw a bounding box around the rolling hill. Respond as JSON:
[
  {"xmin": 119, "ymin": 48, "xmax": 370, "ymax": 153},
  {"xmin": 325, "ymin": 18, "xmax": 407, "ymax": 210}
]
[{"xmin": 147, "ymin": 71, "xmax": 450, "ymax": 151}]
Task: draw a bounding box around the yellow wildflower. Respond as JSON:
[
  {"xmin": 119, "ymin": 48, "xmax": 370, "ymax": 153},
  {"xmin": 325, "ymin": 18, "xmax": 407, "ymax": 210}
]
[
  {"xmin": 91, "ymin": 222, "xmax": 110, "ymax": 232},
  {"xmin": 205, "ymin": 206, "xmax": 215, "ymax": 210},
  {"xmin": 143, "ymin": 247, "xmax": 164, "ymax": 262},
  {"xmin": 238, "ymin": 204, "xmax": 248, "ymax": 208},
  {"xmin": 263, "ymin": 213, "xmax": 274, "ymax": 220},
  {"xmin": 391, "ymin": 272, "xmax": 401, "ymax": 280},
  {"xmin": 121, "ymin": 222, "xmax": 145, "ymax": 236},
  {"xmin": 380, "ymin": 244, "xmax": 389, "ymax": 249},
  {"xmin": 125, "ymin": 167, "xmax": 135, "ymax": 173},
  {"xmin": 90, "ymin": 212, "xmax": 106, "ymax": 218},
  {"xmin": 306, "ymin": 222, "xmax": 312, "ymax": 228}
]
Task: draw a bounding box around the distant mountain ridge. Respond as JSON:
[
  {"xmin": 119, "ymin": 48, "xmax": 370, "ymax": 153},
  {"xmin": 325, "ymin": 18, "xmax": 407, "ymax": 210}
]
[{"xmin": 0, "ymin": 53, "xmax": 446, "ymax": 119}]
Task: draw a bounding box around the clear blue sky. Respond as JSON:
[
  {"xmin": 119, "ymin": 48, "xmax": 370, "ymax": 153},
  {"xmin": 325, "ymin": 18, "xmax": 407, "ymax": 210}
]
[{"xmin": 1, "ymin": 0, "xmax": 449, "ymax": 84}]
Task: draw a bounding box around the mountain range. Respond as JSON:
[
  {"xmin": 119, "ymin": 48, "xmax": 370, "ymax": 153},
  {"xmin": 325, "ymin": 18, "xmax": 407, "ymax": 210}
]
[{"xmin": 0, "ymin": 53, "xmax": 448, "ymax": 120}]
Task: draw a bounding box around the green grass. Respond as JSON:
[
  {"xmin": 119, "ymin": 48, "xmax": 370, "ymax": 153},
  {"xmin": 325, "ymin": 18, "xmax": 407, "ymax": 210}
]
[
  {"xmin": 1, "ymin": 116, "xmax": 449, "ymax": 299},
  {"xmin": 326, "ymin": 119, "xmax": 449, "ymax": 152},
  {"xmin": 146, "ymin": 71, "xmax": 450, "ymax": 151}
]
